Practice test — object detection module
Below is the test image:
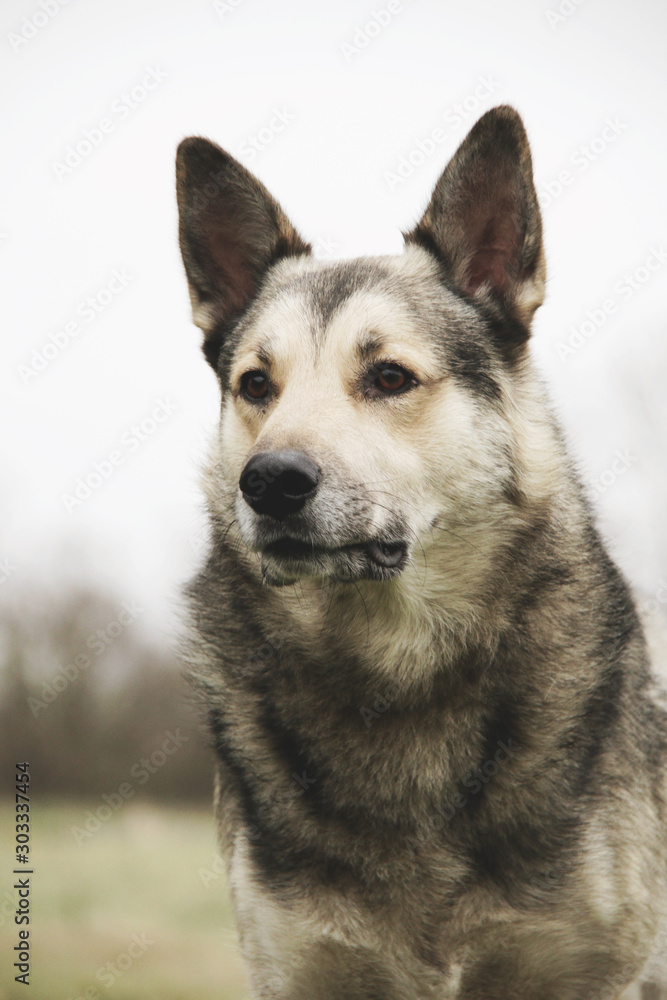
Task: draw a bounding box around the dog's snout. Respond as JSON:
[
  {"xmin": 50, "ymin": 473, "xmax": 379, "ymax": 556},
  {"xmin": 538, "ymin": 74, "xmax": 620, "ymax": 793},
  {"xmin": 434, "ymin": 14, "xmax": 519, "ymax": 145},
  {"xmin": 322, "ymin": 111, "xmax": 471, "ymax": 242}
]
[{"xmin": 239, "ymin": 450, "xmax": 320, "ymax": 519}]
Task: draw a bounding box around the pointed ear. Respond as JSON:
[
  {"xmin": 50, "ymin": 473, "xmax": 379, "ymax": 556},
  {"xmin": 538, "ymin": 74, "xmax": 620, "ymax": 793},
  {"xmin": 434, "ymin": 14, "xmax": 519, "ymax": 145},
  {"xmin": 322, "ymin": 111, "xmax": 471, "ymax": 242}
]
[
  {"xmin": 404, "ymin": 106, "xmax": 545, "ymax": 335},
  {"xmin": 176, "ymin": 137, "xmax": 311, "ymax": 368}
]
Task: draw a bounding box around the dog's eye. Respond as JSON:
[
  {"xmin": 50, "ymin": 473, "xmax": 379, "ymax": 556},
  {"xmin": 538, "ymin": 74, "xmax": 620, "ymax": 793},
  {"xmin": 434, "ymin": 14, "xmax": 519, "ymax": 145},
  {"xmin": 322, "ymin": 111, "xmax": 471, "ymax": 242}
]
[
  {"xmin": 376, "ymin": 366, "xmax": 408, "ymax": 392},
  {"xmin": 367, "ymin": 363, "xmax": 416, "ymax": 397},
  {"xmin": 241, "ymin": 370, "xmax": 270, "ymax": 401}
]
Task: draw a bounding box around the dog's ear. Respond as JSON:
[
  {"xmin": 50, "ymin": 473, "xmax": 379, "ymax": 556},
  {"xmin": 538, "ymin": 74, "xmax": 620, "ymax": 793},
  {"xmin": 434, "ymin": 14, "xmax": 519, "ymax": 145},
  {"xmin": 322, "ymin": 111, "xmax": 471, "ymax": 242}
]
[
  {"xmin": 176, "ymin": 137, "xmax": 311, "ymax": 369},
  {"xmin": 404, "ymin": 105, "xmax": 544, "ymax": 336}
]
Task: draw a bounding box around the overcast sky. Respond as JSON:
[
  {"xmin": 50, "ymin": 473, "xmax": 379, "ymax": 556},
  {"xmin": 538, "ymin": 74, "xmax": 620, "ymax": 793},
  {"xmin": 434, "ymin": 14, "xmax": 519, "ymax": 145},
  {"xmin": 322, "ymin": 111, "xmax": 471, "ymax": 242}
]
[{"xmin": 2, "ymin": 0, "xmax": 666, "ymax": 638}]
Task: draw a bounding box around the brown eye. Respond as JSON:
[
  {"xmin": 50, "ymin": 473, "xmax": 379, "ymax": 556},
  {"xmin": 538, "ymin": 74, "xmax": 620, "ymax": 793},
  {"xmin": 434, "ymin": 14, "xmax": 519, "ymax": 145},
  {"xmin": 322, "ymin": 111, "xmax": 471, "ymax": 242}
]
[
  {"xmin": 374, "ymin": 364, "xmax": 414, "ymax": 394},
  {"xmin": 376, "ymin": 366, "xmax": 407, "ymax": 392},
  {"xmin": 241, "ymin": 370, "xmax": 270, "ymax": 401}
]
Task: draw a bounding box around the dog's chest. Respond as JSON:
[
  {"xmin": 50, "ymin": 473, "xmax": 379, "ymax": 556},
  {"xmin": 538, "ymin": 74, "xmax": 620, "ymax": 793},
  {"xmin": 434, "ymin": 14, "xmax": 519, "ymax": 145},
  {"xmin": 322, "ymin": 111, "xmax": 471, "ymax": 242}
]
[{"xmin": 228, "ymin": 826, "xmax": 630, "ymax": 999}]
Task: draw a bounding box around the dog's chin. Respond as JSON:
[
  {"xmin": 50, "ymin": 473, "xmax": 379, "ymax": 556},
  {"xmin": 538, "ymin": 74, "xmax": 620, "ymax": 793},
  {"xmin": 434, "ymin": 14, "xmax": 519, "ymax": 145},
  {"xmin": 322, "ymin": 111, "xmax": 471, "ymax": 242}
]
[{"xmin": 256, "ymin": 537, "xmax": 409, "ymax": 587}]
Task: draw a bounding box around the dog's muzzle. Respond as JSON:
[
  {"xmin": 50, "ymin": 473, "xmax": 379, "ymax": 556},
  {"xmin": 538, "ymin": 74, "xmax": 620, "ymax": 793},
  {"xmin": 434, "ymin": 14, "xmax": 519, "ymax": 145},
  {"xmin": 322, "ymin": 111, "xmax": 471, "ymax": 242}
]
[{"xmin": 238, "ymin": 450, "xmax": 409, "ymax": 585}]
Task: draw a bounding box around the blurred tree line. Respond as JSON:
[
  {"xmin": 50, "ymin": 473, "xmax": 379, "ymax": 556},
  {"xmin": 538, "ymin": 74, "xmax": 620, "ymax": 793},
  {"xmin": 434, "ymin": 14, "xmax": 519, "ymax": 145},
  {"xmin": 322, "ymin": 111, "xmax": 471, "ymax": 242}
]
[{"xmin": 0, "ymin": 584, "xmax": 213, "ymax": 802}]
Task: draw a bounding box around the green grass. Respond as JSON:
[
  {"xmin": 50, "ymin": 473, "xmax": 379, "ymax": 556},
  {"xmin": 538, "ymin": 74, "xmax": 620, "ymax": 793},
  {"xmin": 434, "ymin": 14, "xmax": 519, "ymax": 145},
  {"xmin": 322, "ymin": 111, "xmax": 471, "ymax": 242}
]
[{"xmin": 0, "ymin": 800, "xmax": 249, "ymax": 1000}]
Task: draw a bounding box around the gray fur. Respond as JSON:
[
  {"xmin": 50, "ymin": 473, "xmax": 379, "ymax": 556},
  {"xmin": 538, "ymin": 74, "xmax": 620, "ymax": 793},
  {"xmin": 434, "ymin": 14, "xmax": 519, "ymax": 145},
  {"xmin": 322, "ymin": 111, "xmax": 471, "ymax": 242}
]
[{"xmin": 176, "ymin": 107, "xmax": 667, "ymax": 998}]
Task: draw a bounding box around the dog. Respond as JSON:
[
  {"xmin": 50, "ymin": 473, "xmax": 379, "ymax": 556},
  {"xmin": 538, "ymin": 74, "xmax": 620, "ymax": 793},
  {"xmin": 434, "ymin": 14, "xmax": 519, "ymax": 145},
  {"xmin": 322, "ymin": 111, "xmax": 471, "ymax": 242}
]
[{"xmin": 175, "ymin": 106, "xmax": 667, "ymax": 998}]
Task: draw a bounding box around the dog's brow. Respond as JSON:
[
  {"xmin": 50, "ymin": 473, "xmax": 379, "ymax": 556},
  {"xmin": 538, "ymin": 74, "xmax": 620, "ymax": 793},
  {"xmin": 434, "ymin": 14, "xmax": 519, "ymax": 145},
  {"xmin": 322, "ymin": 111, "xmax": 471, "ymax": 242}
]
[
  {"xmin": 256, "ymin": 342, "xmax": 273, "ymax": 368},
  {"xmin": 356, "ymin": 334, "xmax": 386, "ymax": 360}
]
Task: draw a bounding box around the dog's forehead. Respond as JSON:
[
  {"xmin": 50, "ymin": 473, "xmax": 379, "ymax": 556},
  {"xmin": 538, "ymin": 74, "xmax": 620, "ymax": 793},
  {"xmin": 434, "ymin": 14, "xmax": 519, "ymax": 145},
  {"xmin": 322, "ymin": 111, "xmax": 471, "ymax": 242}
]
[
  {"xmin": 269, "ymin": 248, "xmax": 440, "ymax": 320},
  {"xmin": 236, "ymin": 248, "xmax": 467, "ymax": 362},
  {"xmin": 270, "ymin": 256, "xmax": 408, "ymax": 324}
]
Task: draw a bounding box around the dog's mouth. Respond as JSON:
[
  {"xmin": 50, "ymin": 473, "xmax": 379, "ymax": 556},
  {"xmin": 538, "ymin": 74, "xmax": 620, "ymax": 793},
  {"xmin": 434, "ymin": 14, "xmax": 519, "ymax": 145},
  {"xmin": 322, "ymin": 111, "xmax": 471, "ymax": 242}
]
[
  {"xmin": 266, "ymin": 537, "xmax": 406, "ymax": 567},
  {"xmin": 259, "ymin": 536, "xmax": 408, "ymax": 585}
]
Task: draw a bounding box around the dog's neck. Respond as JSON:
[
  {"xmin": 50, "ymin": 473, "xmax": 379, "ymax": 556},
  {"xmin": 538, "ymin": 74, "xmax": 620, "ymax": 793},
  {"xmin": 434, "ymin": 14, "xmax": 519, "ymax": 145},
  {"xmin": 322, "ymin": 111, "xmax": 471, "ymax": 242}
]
[{"xmin": 239, "ymin": 478, "xmax": 576, "ymax": 700}]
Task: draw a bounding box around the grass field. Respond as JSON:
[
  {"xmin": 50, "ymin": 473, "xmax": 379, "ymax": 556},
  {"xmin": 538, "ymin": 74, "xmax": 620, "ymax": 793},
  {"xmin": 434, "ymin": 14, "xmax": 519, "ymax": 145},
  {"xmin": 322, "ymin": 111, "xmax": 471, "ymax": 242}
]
[{"xmin": 0, "ymin": 800, "xmax": 249, "ymax": 1000}]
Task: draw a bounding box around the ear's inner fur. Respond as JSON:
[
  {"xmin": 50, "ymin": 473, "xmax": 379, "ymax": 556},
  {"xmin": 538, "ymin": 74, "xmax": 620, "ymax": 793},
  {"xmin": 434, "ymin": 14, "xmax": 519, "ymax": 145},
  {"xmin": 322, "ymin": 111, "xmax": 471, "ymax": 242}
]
[
  {"xmin": 463, "ymin": 191, "xmax": 525, "ymax": 295},
  {"xmin": 176, "ymin": 136, "xmax": 311, "ymax": 370},
  {"xmin": 404, "ymin": 105, "xmax": 545, "ymax": 334}
]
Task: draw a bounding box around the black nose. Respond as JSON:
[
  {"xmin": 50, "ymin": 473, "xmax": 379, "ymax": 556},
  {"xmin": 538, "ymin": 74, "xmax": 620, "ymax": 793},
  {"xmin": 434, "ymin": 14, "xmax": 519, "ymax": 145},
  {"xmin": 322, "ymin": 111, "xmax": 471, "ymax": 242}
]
[{"xmin": 239, "ymin": 450, "xmax": 320, "ymax": 519}]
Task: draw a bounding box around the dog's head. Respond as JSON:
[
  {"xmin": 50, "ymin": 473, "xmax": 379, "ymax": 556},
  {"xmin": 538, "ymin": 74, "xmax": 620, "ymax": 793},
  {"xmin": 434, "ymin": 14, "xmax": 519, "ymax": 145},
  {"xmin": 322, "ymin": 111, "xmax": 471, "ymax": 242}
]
[{"xmin": 176, "ymin": 107, "xmax": 550, "ymax": 588}]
